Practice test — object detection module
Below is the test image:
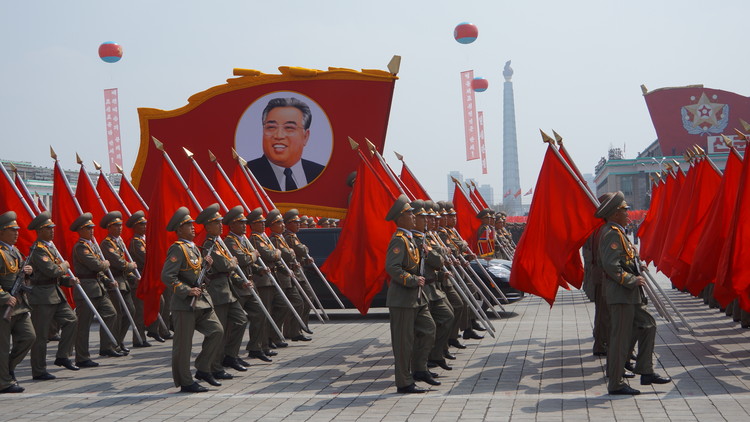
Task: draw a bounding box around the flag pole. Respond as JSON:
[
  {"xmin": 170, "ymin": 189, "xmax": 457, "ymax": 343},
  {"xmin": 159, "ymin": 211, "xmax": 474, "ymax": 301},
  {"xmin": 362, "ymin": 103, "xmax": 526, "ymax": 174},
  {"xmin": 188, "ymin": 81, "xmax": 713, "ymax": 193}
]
[
  {"xmin": 116, "ymin": 164, "xmax": 149, "ymax": 212},
  {"xmin": 10, "ymin": 163, "xmax": 41, "ymax": 214}
]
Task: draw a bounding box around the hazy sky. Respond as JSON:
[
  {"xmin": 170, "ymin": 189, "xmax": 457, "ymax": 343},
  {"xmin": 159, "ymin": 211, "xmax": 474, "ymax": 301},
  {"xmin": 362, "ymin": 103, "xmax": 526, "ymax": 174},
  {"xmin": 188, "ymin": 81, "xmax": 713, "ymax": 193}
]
[{"xmin": 2, "ymin": 1, "xmax": 748, "ymax": 204}]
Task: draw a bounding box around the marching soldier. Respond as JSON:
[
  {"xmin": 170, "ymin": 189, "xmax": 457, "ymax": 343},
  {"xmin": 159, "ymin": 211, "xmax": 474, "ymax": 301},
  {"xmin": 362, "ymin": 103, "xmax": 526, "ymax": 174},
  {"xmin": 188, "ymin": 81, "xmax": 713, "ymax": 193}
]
[
  {"xmin": 71, "ymin": 213, "xmax": 122, "ymax": 366},
  {"xmin": 0, "ymin": 212, "xmax": 36, "ymax": 393},
  {"xmin": 435, "ymin": 202, "xmax": 468, "ymax": 349},
  {"xmin": 445, "ymin": 204, "xmax": 484, "ymax": 340},
  {"xmin": 596, "ymin": 192, "xmax": 671, "ymax": 395},
  {"xmin": 246, "ymin": 208, "xmax": 280, "ymax": 361},
  {"xmin": 125, "ymin": 211, "xmax": 152, "ymax": 347},
  {"xmin": 161, "ymin": 207, "xmax": 224, "ymax": 393},
  {"xmin": 413, "ymin": 201, "xmax": 454, "ymax": 374},
  {"xmin": 266, "ymin": 209, "xmax": 304, "ymax": 348},
  {"xmin": 493, "ymin": 212, "xmax": 514, "ymax": 260},
  {"xmin": 100, "ymin": 211, "xmax": 138, "ymax": 354},
  {"xmin": 221, "ymin": 206, "xmax": 258, "ymax": 368},
  {"xmin": 282, "ymin": 209, "xmax": 313, "ymax": 342},
  {"xmin": 196, "ymin": 204, "xmax": 248, "ymax": 378},
  {"xmin": 385, "ymin": 195, "xmax": 436, "ymax": 394},
  {"xmin": 26, "ymin": 211, "xmax": 78, "ymax": 380}
]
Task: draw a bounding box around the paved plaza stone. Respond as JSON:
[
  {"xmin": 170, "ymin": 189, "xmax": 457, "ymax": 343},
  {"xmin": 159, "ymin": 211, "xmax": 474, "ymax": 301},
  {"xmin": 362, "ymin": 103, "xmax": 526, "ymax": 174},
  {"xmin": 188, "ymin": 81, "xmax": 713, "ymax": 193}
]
[{"xmin": 4, "ymin": 269, "xmax": 750, "ymax": 421}]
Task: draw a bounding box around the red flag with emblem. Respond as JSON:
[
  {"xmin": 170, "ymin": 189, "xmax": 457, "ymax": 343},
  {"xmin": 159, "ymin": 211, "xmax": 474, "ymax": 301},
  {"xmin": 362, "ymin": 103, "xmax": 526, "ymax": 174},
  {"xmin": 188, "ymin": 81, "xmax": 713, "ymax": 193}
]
[
  {"xmin": 509, "ymin": 145, "xmax": 602, "ymax": 305},
  {"xmin": 320, "ymin": 156, "xmax": 396, "ymax": 314}
]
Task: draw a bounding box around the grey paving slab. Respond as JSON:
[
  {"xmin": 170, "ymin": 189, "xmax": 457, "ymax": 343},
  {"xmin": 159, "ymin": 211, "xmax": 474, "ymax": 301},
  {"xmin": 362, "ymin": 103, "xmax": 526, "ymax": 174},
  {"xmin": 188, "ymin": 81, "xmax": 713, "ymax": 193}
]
[{"xmin": 2, "ymin": 267, "xmax": 749, "ymax": 420}]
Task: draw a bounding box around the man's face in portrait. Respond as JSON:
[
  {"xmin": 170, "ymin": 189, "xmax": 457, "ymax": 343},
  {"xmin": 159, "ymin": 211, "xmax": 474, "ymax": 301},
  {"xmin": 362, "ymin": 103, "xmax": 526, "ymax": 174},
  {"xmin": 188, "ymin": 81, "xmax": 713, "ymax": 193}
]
[{"xmin": 262, "ymin": 106, "xmax": 310, "ymax": 168}]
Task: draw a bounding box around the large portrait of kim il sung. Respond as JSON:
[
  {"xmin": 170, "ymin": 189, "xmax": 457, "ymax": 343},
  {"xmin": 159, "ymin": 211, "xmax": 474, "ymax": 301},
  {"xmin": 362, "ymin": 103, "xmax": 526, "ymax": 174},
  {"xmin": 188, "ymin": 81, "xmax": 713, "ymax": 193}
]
[{"xmin": 235, "ymin": 92, "xmax": 333, "ymax": 192}]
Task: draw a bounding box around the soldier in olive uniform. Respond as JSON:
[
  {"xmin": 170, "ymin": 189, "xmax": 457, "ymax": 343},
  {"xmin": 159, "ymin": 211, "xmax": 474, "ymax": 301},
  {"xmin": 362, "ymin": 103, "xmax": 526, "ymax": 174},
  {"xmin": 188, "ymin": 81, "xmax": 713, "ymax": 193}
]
[
  {"xmin": 476, "ymin": 209, "xmax": 495, "ymax": 259},
  {"xmin": 196, "ymin": 204, "xmax": 248, "ymax": 377},
  {"xmin": 385, "ymin": 195, "xmax": 437, "ymax": 394},
  {"xmin": 0, "ymin": 212, "xmax": 36, "ymax": 393},
  {"xmin": 26, "ymin": 211, "xmax": 78, "ymax": 380},
  {"xmin": 596, "ymin": 192, "xmax": 671, "ymax": 395},
  {"xmin": 161, "ymin": 207, "xmax": 224, "ymax": 393},
  {"xmin": 71, "ymin": 213, "xmax": 122, "ymax": 366},
  {"xmin": 266, "ymin": 209, "xmax": 304, "ymax": 347},
  {"xmin": 493, "ymin": 212, "xmax": 514, "ymax": 260},
  {"xmin": 126, "ymin": 211, "xmax": 152, "ymax": 347},
  {"xmin": 100, "ymin": 211, "xmax": 138, "ymax": 354},
  {"xmin": 412, "ymin": 201, "xmax": 454, "ymax": 375},
  {"xmin": 222, "ymin": 207, "xmax": 264, "ymax": 366},
  {"xmin": 444, "ymin": 204, "xmax": 484, "ymax": 340},
  {"xmin": 246, "ymin": 208, "xmax": 280, "ymax": 361},
  {"xmin": 435, "ymin": 202, "xmax": 468, "ymax": 351},
  {"xmin": 282, "ymin": 209, "xmax": 314, "ymax": 342}
]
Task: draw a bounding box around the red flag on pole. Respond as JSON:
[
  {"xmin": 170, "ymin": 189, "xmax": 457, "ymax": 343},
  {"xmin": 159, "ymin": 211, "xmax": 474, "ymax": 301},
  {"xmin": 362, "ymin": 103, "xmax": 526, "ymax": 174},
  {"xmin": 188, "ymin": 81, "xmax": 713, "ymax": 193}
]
[
  {"xmin": 118, "ymin": 169, "xmax": 149, "ymax": 214},
  {"xmin": 136, "ymin": 150, "xmax": 200, "ymax": 326},
  {"xmin": 452, "ymin": 183, "xmax": 481, "ymax": 254},
  {"xmin": 398, "ymin": 161, "xmax": 431, "ymax": 200},
  {"xmin": 503, "ymin": 189, "xmax": 511, "ymax": 198},
  {"xmin": 524, "ymin": 188, "xmax": 533, "ymax": 196},
  {"xmin": 642, "ymin": 169, "xmax": 685, "ymax": 266},
  {"xmin": 667, "ymin": 159, "xmax": 722, "ymax": 288},
  {"xmin": 513, "ymin": 189, "xmax": 522, "ymax": 198},
  {"xmin": 12, "ymin": 169, "xmax": 40, "ymax": 214},
  {"xmin": 470, "ymin": 185, "xmax": 489, "ymax": 209},
  {"xmin": 716, "ymin": 142, "xmax": 750, "ymax": 311},
  {"xmin": 52, "ymin": 160, "xmax": 83, "ymax": 263},
  {"xmin": 685, "ymin": 150, "xmax": 743, "ymax": 300},
  {"xmin": 320, "ymin": 157, "xmax": 396, "ymax": 314},
  {"xmin": 509, "ymin": 145, "xmax": 602, "ymax": 305},
  {"xmin": 74, "ymin": 167, "xmax": 108, "ymax": 241},
  {"xmin": 0, "ymin": 163, "xmax": 36, "ymax": 254},
  {"xmin": 231, "ymin": 159, "xmax": 271, "ymax": 213}
]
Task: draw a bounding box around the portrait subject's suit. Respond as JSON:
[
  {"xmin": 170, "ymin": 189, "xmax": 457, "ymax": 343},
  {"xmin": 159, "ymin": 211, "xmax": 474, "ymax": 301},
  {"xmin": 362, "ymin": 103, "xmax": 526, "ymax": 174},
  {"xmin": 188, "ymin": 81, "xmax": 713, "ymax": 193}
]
[{"xmin": 246, "ymin": 155, "xmax": 324, "ymax": 191}]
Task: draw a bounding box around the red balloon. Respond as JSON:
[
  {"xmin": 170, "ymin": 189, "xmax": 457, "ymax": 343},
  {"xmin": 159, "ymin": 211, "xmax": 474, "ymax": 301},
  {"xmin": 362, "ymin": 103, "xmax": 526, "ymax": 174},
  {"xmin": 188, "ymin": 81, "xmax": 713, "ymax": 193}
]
[{"xmin": 98, "ymin": 42, "xmax": 123, "ymax": 63}]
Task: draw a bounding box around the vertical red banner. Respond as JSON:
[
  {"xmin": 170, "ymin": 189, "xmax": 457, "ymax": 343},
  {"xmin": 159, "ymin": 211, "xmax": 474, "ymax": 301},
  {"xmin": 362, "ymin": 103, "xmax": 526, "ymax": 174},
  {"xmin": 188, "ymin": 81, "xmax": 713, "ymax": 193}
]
[
  {"xmin": 478, "ymin": 111, "xmax": 487, "ymax": 174},
  {"xmin": 104, "ymin": 88, "xmax": 123, "ymax": 173},
  {"xmin": 461, "ymin": 70, "xmax": 479, "ymax": 161}
]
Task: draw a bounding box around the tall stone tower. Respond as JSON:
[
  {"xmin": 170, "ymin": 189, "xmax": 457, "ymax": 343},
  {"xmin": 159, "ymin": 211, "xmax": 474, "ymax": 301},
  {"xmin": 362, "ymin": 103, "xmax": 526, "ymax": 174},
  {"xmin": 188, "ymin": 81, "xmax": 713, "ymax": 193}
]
[{"xmin": 502, "ymin": 61, "xmax": 522, "ymax": 215}]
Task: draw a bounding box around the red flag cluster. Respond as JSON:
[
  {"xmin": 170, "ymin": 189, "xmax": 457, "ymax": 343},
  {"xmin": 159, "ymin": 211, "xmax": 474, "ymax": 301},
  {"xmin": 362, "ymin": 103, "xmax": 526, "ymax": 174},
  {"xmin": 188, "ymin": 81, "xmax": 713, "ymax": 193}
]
[{"xmin": 637, "ymin": 143, "xmax": 749, "ymax": 311}]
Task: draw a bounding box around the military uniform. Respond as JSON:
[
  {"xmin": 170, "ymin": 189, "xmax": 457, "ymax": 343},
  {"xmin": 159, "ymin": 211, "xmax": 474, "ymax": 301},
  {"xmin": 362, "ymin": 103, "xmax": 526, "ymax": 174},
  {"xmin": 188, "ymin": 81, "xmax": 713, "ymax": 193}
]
[
  {"xmin": 197, "ymin": 204, "xmax": 248, "ymax": 376},
  {"xmin": 126, "ymin": 211, "xmax": 151, "ymax": 344},
  {"xmin": 71, "ymin": 214, "xmax": 120, "ymax": 362},
  {"xmin": 282, "ymin": 209, "xmax": 314, "ymax": 341},
  {"xmin": 0, "ymin": 212, "xmax": 36, "ymax": 392},
  {"xmin": 247, "ymin": 208, "xmax": 281, "ymax": 357},
  {"xmin": 161, "ymin": 207, "xmax": 223, "ymax": 390},
  {"xmin": 265, "ymin": 210, "xmax": 304, "ymax": 345},
  {"xmin": 101, "ymin": 232, "xmax": 137, "ymax": 350},
  {"xmin": 476, "ymin": 209, "xmax": 495, "ymax": 258},
  {"xmin": 596, "ymin": 192, "xmax": 669, "ymax": 395},
  {"xmin": 582, "ymin": 227, "xmax": 609, "ymax": 356},
  {"xmin": 437, "ymin": 214, "xmax": 468, "ymax": 344},
  {"xmin": 26, "ymin": 212, "xmax": 78, "ymax": 378},
  {"xmin": 385, "ymin": 196, "xmax": 436, "ymax": 392}
]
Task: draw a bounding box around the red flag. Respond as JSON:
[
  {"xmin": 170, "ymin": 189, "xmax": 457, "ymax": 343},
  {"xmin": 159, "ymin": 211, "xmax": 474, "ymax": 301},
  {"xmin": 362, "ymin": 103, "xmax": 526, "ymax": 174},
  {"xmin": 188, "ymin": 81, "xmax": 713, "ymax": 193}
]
[
  {"xmin": 398, "ymin": 162, "xmax": 430, "ymax": 200},
  {"xmin": 452, "ymin": 184, "xmax": 481, "ymax": 254},
  {"xmin": 213, "ymin": 162, "xmax": 245, "ymax": 211},
  {"xmin": 137, "ymin": 154, "xmax": 200, "ymax": 325},
  {"xmin": 0, "ymin": 163, "xmax": 36, "ymax": 254},
  {"xmin": 636, "ymin": 179, "xmax": 662, "ymax": 250},
  {"xmin": 74, "ymin": 167, "xmax": 108, "ymax": 241},
  {"xmin": 36, "ymin": 196, "xmax": 47, "ymax": 212},
  {"xmin": 470, "ymin": 186, "xmax": 489, "ymax": 209},
  {"xmin": 513, "ymin": 189, "xmax": 522, "ymax": 198},
  {"xmin": 503, "ymin": 189, "xmax": 511, "ymax": 198},
  {"xmin": 524, "ymin": 188, "xmax": 533, "ymax": 196},
  {"xmin": 667, "ymin": 159, "xmax": 722, "ymax": 288},
  {"xmin": 656, "ymin": 165, "xmax": 701, "ymax": 277},
  {"xmin": 320, "ymin": 157, "xmax": 396, "ymax": 314},
  {"xmin": 118, "ymin": 173, "xmax": 149, "ymax": 213},
  {"xmin": 716, "ymin": 144, "xmax": 750, "ymax": 311},
  {"xmin": 13, "ymin": 171, "xmax": 39, "ymax": 214},
  {"xmin": 642, "ymin": 170, "xmax": 685, "ymax": 266},
  {"xmin": 51, "ymin": 160, "xmax": 82, "ymax": 307},
  {"xmin": 52, "ymin": 161, "xmax": 82, "ymax": 263},
  {"xmin": 187, "ymin": 163, "xmax": 218, "ymax": 210},
  {"xmin": 509, "ymin": 146, "xmax": 602, "ymax": 305},
  {"xmin": 685, "ymin": 151, "xmax": 743, "ymax": 301},
  {"xmin": 96, "ymin": 174, "xmax": 128, "ymax": 216}
]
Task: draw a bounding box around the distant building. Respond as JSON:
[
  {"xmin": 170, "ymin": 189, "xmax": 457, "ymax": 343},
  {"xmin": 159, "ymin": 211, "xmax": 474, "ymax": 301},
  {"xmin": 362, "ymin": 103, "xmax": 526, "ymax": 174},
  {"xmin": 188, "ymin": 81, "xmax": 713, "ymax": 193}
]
[
  {"xmin": 1, "ymin": 158, "xmax": 118, "ymax": 210},
  {"xmin": 447, "ymin": 171, "xmax": 464, "ymax": 200},
  {"xmin": 477, "ymin": 184, "xmax": 494, "ymax": 206}
]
